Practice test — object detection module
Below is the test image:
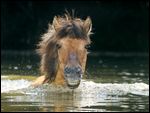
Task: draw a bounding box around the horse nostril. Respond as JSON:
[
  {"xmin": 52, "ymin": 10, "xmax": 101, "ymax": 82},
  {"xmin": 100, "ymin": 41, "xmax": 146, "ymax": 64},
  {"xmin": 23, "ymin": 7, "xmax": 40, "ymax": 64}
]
[
  {"xmin": 75, "ymin": 67, "xmax": 82, "ymax": 74},
  {"xmin": 64, "ymin": 67, "xmax": 70, "ymax": 73},
  {"xmin": 64, "ymin": 66, "xmax": 82, "ymax": 74}
]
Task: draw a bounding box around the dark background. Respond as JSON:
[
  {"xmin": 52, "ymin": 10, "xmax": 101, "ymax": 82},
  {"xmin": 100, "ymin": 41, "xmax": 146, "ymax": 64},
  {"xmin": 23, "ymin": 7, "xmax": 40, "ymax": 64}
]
[{"xmin": 1, "ymin": 0, "xmax": 149, "ymax": 52}]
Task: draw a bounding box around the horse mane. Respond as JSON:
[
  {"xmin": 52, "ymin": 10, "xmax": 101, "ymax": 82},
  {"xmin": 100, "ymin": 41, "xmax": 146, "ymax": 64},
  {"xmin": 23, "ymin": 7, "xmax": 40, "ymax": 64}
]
[{"xmin": 36, "ymin": 14, "xmax": 92, "ymax": 82}]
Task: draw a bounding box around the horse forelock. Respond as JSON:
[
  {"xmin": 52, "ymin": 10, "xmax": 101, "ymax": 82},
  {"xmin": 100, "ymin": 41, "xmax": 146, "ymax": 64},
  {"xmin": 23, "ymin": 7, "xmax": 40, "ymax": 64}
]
[{"xmin": 55, "ymin": 15, "xmax": 91, "ymax": 39}]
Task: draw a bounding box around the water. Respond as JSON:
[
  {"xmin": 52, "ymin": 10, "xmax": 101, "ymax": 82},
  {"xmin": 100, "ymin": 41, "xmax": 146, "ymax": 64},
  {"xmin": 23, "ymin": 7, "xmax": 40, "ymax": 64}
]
[{"xmin": 1, "ymin": 51, "xmax": 149, "ymax": 112}]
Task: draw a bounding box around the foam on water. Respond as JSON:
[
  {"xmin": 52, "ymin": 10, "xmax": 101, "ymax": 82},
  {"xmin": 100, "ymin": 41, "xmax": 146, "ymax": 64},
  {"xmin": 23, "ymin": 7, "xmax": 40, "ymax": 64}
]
[
  {"xmin": 79, "ymin": 80, "xmax": 149, "ymax": 96},
  {"xmin": 1, "ymin": 79, "xmax": 31, "ymax": 93},
  {"xmin": 1, "ymin": 77, "xmax": 149, "ymax": 96}
]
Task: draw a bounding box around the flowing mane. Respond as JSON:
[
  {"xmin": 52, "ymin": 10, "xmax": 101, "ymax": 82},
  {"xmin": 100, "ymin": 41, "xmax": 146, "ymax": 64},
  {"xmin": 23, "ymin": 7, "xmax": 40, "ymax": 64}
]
[{"xmin": 32, "ymin": 13, "xmax": 92, "ymax": 88}]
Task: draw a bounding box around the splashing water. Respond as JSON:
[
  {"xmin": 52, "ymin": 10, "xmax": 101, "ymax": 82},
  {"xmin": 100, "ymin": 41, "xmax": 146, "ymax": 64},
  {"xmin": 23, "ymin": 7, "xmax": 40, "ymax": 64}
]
[
  {"xmin": 79, "ymin": 80, "xmax": 149, "ymax": 96},
  {"xmin": 1, "ymin": 76, "xmax": 149, "ymax": 96},
  {"xmin": 1, "ymin": 79, "xmax": 31, "ymax": 93},
  {"xmin": 1, "ymin": 76, "xmax": 149, "ymax": 112},
  {"xmin": 1, "ymin": 53, "xmax": 149, "ymax": 112}
]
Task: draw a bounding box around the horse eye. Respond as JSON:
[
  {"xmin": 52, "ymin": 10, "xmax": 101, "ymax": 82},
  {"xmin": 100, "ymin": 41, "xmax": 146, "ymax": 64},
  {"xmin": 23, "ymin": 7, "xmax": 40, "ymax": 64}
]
[
  {"xmin": 85, "ymin": 44, "xmax": 90, "ymax": 49},
  {"xmin": 56, "ymin": 43, "xmax": 61, "ymax": 49}
]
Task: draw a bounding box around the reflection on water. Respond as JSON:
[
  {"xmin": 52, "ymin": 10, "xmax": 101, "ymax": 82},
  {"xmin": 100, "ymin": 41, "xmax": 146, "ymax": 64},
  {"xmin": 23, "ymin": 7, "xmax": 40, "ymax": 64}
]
[
  {"xmin": 1, "ymin": 51, "xmax": 149, "ymax": 112},
  {"xmin": 1, "ymin": 77, "xmax": 149, "ymax": 112}
]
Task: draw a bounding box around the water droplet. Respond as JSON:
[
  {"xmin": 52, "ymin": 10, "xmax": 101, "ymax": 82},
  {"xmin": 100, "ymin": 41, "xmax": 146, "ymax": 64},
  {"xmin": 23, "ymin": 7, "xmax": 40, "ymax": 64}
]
[
  {"xmin": 118, "ymin": 72, "xmax": 131, "ymax": 76},
  {"xmin": 26, "ymin": 65, "xmax": 32, "ymax": 69},
  {"xmin": 14, "ymin": 66, "xmax": 18, "ymax": 70}
]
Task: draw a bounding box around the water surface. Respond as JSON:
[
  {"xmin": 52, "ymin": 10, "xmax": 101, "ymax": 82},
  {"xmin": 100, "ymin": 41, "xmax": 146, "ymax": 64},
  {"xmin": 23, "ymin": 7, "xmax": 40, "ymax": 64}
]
[{"xmin": 1, "ymin": 51, "xmax": 149, "ymax": 112}]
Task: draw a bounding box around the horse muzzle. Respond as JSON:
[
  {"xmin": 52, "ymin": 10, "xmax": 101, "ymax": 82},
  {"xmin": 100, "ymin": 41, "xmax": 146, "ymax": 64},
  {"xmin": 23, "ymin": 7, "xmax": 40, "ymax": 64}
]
[{"xmin": 64, "ymin": 66, "xmax": 82, "ymax": 89}]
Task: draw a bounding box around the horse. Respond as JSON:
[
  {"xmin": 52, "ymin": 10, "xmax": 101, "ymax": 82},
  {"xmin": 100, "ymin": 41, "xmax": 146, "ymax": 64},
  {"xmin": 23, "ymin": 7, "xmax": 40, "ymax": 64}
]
[{"xmin": 31, "ymin": 13, "xmax": 92, "ymax": 89}]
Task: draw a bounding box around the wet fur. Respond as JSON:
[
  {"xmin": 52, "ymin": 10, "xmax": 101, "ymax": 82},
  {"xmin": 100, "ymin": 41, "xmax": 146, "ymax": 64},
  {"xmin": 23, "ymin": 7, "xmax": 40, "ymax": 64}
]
[{"xmin": 31, "ymin": 13, "xmax": 92, "ymax": 87}]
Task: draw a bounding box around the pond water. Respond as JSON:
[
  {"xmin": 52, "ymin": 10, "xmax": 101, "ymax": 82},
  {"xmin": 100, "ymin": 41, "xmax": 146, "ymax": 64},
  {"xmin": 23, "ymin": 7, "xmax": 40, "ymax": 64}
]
[{"xmin": 1, "ymin": 51, "xmax": 149, "ymax": 112}]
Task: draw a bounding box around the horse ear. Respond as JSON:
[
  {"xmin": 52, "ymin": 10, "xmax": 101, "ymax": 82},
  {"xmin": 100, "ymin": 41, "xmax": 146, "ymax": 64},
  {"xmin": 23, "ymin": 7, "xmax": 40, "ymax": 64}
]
[
  {"xmin": 53, "ymin": 16, "xmax": 61, "ymax": 31},
  {"xmin": 83, "ymin": 17, "xmax": 92, "ymax": 35}
]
